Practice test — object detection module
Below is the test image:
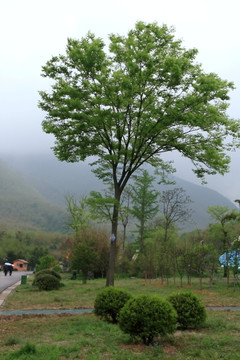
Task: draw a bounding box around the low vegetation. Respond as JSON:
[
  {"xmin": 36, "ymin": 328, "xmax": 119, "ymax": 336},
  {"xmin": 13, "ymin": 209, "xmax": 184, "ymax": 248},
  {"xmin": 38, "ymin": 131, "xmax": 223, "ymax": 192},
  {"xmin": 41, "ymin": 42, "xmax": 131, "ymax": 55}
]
[
  {"xmin": 167, "ymin": 291, "xmax": 207, "ymax": 329},
  {"xmin": 33, "ymin": 273, "xmax": 61, "ymax": 291},
  {"xmin": 1, "ymin": 275, "xmax": 240, "ymax": 359},
  {"xmin": 94, "ymin": 287, "xmax": 132, "ymax": 323},
  {"xmin": 119, "ymin": 294, "xmax": 177, "ymax": 345}
]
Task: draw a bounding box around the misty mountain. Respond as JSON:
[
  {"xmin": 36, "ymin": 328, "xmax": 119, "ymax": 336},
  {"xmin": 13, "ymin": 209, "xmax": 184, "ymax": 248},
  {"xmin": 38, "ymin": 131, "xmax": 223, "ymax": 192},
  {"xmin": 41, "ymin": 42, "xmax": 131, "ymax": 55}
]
[
  {"xmin": 0, "ymin": 158, "xmax": 67, "ymax": 231},
  {"xmin": 1, "ymin": 153, "xmax": 237, "ymax": 233},
  {"xmin": 3, "ymin": 153, "xmax": 103, "ymax": 206},
  {"xmin": 159, "ymin": 176, "xmax": 236, "ymax": 232}
]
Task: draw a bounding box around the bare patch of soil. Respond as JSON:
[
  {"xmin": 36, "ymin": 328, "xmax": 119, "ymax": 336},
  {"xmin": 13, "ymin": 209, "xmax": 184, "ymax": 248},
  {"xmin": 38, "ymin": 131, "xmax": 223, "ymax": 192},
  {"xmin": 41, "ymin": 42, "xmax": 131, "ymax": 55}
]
[{"xmin": 119, "ymin": 343, "xmax": 148, "ymax": 353}]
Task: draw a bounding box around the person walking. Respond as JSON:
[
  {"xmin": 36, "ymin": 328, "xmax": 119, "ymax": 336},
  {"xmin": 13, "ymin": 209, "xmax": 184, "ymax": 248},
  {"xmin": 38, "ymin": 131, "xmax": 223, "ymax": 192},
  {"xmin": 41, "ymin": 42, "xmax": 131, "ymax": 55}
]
[
  {"xmin": 3, "ymin": 264, "xmax": 8, "ymax": 276},
  {"xmin": 3, "ymin": 262, "xmax": 13, "ymax": 276}
]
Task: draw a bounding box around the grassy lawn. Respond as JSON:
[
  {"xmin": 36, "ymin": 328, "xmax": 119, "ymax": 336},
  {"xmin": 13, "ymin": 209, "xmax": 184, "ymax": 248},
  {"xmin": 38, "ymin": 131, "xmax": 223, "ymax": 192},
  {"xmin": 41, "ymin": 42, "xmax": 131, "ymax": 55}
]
[{"xmin": 1, "ymin": 274, "xmax": 240, "ymax": 359}]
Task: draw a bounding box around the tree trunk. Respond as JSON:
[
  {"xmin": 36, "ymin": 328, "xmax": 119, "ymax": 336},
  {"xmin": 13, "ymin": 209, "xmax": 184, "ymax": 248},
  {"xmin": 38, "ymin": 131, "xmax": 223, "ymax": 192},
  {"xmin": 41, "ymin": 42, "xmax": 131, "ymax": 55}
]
[
  {"xmin": 82, "ymin": 272, "xmax": 87, "ymax": 284},
  {"xmin": 122, "ymin": 221, "xmax": 127, "ymax": 250},
  {"xmin": 106, "ymin": 198, "xmax": 119, "ymax": 286},
  {"xmin": 199, "ymin": 274, "xmax": 203, "ymax": 290},
  {"xmin": 106, "ymin": 236, "xmax": 117, "ymax": 286},
  {"xmin": 209, "ymin": 271, "xmax": 213, "ymax": 290},
  {"xmin": 140, "ymin": 219, "xmax": 145, "ymax": 252}
]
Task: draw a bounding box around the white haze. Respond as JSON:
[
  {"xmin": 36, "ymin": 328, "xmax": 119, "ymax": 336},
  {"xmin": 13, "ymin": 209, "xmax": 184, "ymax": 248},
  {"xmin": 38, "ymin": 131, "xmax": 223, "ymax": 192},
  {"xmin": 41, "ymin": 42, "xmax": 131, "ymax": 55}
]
[{"xmin": 0, "ymin": 0, "xmax": 240, "ymax": 202}]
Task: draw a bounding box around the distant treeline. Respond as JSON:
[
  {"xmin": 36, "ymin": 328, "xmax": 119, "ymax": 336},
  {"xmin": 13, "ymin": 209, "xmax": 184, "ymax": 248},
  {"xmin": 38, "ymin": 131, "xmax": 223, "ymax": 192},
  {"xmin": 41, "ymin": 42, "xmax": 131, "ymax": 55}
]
[{"xmin": 0, "ymin": 230, "xmax": 70, "ymax": 269}]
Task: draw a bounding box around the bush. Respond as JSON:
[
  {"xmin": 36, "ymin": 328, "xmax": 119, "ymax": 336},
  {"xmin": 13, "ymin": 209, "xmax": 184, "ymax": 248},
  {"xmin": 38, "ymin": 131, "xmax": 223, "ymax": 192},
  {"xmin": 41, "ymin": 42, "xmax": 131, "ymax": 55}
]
[
  {"xmin": 94, "ymin": 287, "xmax": 132, "ymax": 323},
  {"xmin": 34, "ymin": 269, "xmax": 62, "ymax": 281},
  {"xmin": 36, "ymin": 254, "xmax": 57, "ymax": 272},
  {"xmin": 52, "ymin": 265, "xmax": 63, "ymax": 273},
  {"xmin": 34, "ymin": 273, "xmax": 61, "ymax": 291},
  {"xmin": 167, "ymin": 291, "xmax": 207, "ymax": 329},
  {"xmin": 119, "ymin": 295, "xmax": 177, "ymax": 345}
]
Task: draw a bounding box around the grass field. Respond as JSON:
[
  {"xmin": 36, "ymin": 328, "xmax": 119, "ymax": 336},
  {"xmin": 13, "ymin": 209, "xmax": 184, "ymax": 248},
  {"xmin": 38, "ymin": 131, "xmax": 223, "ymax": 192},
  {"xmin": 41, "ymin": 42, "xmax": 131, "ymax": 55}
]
[{"xmin": 1, "ymin": 274, "xmax": 240, "ymax": 359}]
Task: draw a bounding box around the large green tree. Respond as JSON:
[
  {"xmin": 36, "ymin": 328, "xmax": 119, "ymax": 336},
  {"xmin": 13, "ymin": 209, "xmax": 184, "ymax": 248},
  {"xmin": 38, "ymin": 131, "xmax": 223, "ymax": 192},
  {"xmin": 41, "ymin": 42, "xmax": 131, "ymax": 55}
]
[
  {"xmin": 70, "ymin": 228, "xmax": 109, "ymax": 283},
  {"xmin": 39, "ymin": 21, "xmax": 240, "ymax": 286}
]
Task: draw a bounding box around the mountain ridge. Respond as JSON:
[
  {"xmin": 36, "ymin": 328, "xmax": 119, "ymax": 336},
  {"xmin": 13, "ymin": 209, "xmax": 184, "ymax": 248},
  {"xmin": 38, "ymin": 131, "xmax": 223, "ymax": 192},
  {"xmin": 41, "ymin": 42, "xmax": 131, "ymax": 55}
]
[
  {"xmin": 0, "ymin": 153, "xmax": 237, "ymax": 232},
  {"xmin": 0, "ymin": 158, "xmax": 67, "ymax": 231}
]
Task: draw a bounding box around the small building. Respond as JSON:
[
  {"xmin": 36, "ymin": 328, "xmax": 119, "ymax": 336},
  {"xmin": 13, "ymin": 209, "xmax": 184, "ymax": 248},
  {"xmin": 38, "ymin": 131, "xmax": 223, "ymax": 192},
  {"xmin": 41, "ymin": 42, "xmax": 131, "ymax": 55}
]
[{"xmin": 13, "ymin": 259, "xmax": 28, "ymax": 271}]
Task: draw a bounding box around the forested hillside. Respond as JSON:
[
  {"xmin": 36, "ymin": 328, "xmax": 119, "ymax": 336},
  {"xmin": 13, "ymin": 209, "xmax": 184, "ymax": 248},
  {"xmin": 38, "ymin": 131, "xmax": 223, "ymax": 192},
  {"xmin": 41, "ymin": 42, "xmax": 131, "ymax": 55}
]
[
  {"xmin": 0, "ymin": 159, "xmax": 67, "ymax": 231},
  {"xmin": 1, "ymin": 153, "xmax": 237, "ymax": 233}
]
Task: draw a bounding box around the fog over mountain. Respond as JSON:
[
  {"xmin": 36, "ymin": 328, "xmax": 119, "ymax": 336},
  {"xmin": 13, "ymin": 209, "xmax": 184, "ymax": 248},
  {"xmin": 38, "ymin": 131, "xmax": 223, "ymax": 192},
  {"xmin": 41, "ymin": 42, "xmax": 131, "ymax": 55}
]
[
  {"xmin": 0, "ymin": 157, "xmax": 67, "ymax": 231},
  {"xmin": 0, "ymin": 153, "xmax": 237, "ymax": 233},
  {"xmin": 1, "ymin": 1, "xmax": 239, "ymax": 211}
]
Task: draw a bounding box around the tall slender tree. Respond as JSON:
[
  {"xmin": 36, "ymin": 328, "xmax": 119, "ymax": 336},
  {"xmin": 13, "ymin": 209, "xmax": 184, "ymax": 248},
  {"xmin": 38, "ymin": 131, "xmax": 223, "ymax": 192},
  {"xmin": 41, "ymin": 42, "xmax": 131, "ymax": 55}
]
[
  {"xmin": 208, "ymin": 206, "xmax": 239, "ymax": 253},
  {"xmin": 39, "ymin": 21, "xmax": 240, "ymax": 285},
  {"xmin": 208, "ymin": 205, "xmax": 240, "ymax": 282},
  {"xmin": 130, "ymin": 169, "xmax": 159, "ymax": 251},
  {"xmin": 159, "ymin": 188, "xmax": 192, "ymax": 241},
  {"xmin": 66, "ymin": 196, "xmax": 91, "ymax": 234}
]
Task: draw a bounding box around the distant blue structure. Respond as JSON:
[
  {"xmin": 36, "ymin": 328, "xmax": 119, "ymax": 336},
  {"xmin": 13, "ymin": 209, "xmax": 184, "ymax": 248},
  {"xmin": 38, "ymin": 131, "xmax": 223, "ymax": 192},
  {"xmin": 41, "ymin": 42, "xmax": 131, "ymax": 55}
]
[{"xmin": 219, "ymin": 251, "xmax": 240, "ymax": 268}]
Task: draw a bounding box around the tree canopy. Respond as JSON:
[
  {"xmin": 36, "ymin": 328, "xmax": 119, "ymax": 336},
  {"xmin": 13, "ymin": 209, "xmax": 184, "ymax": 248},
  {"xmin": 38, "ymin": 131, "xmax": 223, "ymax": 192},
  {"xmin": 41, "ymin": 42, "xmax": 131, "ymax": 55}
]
[{"xmin": 39, "ymin": 21, "xmax": 240, "ymax": 285}]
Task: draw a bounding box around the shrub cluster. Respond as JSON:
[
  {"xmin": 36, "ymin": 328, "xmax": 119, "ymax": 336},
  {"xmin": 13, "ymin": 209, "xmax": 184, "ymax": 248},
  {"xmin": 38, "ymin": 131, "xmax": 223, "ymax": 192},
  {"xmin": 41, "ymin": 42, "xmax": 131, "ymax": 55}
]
[
  {"xmin": 94, "ymin": 287, "xmax": 132, "ymax": 323},
  {"xmin": 167, "ymin": 291, "xmax": 207, "ymax": 329},
  {"xmin": 94, "ymin": 288, "xmax": 207, "ymax": 345},
  {"xmin": 33, "ymin": 269, "xmax": 61, "ymax": 291}
]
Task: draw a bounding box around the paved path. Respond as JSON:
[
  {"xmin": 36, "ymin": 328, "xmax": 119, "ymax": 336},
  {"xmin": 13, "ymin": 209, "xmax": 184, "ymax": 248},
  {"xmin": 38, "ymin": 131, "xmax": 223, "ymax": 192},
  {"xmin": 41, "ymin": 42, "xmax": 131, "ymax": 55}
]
[
  {"xmin": 0, "ymin": 309, "xmax": 93, "ymax": 316},
  {"xmin": 0, "ymin": 271, "xmax": 31, "ymax": 292},
  {"xmin": 0, "ymin": 271, "xmax": 32, "ymax": 307}
]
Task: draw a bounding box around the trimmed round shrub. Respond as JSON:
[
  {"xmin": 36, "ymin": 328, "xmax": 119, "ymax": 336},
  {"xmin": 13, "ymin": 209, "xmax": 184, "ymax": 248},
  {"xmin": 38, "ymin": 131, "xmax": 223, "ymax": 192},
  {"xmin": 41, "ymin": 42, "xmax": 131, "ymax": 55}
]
[
  {"xmin": 167, "ymin": 291, "xmax": 207, "ymax": 329},
  {"xmin": 94, "ymin": 287, "xmax": 133, "ymax": 323},
  {"xmin": 34, "ymin": 274, "xmax": 60, "ymax": 291},
  {"xmin": 32, "ymin": 269, "xmax": 62, "ymax": 286},
  {"xmin": 119, "ymin": 295, "xmax": 177, "ymax": 345},
  {"xmin": 35, "ymin": 269, "xmax": 62, "ymax": 280}
]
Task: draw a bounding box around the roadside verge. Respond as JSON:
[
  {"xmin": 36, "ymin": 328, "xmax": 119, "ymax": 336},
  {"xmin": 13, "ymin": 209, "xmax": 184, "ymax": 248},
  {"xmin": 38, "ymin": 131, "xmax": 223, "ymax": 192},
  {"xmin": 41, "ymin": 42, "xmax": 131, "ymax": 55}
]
[{"xmin": 0, "ymin": 280, "xmax": 21, "ymax": 308}]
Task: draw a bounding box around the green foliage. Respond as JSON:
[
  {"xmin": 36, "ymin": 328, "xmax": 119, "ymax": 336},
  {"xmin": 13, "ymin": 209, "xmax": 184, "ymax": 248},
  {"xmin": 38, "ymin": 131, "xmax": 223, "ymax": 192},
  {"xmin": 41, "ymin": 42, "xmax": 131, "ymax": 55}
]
[
  {"xmin": 70, "ymin": 240, "xmax": 98, "ymax": 282},
  {"xmin": 0, "ymin": 159, "xmax": 66, "ymax": 232},
  {"xmin": 36, "ymin": 254, "xmax": 57, "ymax": 272},
  {"xmin": 39, "ymin": 21, "xmax": 238, "ymax": 180},
  {"xmin": 13, "ymin": 341, "xmax": 37, "ymax": 357},
  {"xmin": 94, "ymin": 287, "xmax": 132, "ymax": 323},
  {"xmin": 66, "ymin": 196, "xmax": 91, "ymax": 233},
  {"xmin": 28, "ymin": 247, "xmax": 48, "ymax": 269},
  {"xmin": 33, "ymin": 269, "xmax": 62, "ymax": 289},
  {"xmin": 119, "ymin": 294, "xmax": 177, "ymax": 345},
  {"xmin": 52, "ymin": 265, "xmax": 63, "ymax": 273},
  {"xmin": 34, "ymin": 273, "xmax": 61, "ymax": 291},
  {"xmin": 70, "ymin": 228, "xmax": 109, "ymax": 282},
  {"xmin": 208, "ymin": 206, "xmax": 240, "ymax": 253},
  {"xmin": 39, "ymin": 21, "xmax": 240, "ymax": 285},
  {"xmin": 87, "ymin": 190, "xmax": 118, "ymax": 223},
  {"xmin": 5, "ymin": 336, "xmax": 21, "ymax": 346},
  {"xmin": 167, "ymin": 291, "xmax": 207, "ymax": 329},
  {"xmin": 34, "ymin": 269, "xmax": 62, "ymax": 281},
  {"xmin": 0, "ymin": 230, "xmax": 68, "ymax": 272},
  {"xmin": 130, "ymin": 170, "xmax": 159, "ymax": 251}
]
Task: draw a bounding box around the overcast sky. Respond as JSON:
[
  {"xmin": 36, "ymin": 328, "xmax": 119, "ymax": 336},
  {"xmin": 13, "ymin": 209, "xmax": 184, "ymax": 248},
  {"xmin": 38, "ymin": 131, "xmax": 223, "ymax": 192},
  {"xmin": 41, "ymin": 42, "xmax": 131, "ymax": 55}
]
[{"xmin": 1, "ymin": 0, "xmax": 240, "ymax": 201}]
